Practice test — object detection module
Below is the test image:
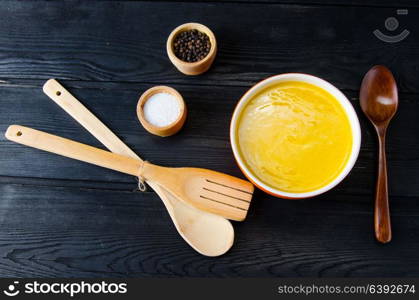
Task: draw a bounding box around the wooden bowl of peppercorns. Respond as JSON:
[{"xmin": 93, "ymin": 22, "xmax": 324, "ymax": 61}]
[{"xmin": 167, "ymin": 23, "xmax": 217, "ymax": 75}]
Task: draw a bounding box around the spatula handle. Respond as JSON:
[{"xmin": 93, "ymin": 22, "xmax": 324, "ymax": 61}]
[
  {"xmin": 5, "ymin": 125, "xmax": 141, "ymax": 177},
  {"xmin": 375, "ymin": 130, "xmax": 392, "ymax": 243},
  {"xmin": 43, "ymin": 79, "xmax": 143, "ymax": 162}
]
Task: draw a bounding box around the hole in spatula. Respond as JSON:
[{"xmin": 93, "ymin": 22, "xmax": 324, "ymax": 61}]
[{"xmin": 199, "ymin": 195, "xmax": 247, "ymax": 211}]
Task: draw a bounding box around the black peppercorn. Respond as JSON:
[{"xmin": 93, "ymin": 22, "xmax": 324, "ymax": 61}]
[{"xmin": 173, "ymin": 29, "xmax": 211, "ymax": 63}]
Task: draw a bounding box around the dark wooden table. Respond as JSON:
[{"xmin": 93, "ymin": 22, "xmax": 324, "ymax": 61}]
[{"xmin": 1, "ymin": 0, "xmax": 419, "ymax": 278}]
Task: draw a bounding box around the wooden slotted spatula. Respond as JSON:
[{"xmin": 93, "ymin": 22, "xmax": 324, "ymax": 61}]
[{"xmin": 6, "ymin": 125, "xmax": 253, "ymax": 221}]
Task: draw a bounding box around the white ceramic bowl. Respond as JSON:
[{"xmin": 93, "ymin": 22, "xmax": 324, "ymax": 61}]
[{"xmin": 230, "ymin": 73, "xmax": 361, "ymax": 199}]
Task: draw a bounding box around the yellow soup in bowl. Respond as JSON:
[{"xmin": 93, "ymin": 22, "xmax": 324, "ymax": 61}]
[{"xmin": 236, "ymin": 80, "xmax": 353, "ymax": 194}]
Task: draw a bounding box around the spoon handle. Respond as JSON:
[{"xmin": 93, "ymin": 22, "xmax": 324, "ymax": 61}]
[
  {"xmin": 5, "ymin": 125, "xmax": 142, "ymax": 176},
  {"xmin": 43, "ymin": 79, "xmax": 143, "ymax": 162},
  {"xmin": 375, "ymin": 128, "xmax": 392, "ymax": 243}
]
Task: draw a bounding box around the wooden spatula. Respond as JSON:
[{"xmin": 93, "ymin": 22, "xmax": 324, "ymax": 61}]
[{"xmin": 6, "ymin": 125, "xmax": 253, "ymax": 221}]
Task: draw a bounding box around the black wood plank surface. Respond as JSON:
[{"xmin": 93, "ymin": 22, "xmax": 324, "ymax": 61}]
[
  {"xmin": 0, "ymin": 1, "xmax": 418, "ymax": 277},
  {"xmin": 91, "ymin": 0, "xmax": 419, "ymax": 8},
  {"xmin": 183, "ymin": 0, "xmax": 419, "ymax": 8},
  {"xmin": 1, "ymin": 81, "xmax": 417, "ymax": 197}
]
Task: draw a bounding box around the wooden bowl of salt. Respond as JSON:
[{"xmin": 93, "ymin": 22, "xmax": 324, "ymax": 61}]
[{"xmin": 137, "ymin": 86, "xmax": 187, "ymax": 137}]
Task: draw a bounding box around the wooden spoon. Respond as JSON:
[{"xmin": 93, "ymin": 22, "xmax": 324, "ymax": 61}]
[
  {"xmin": 360, "ymin": 65, "xmax": 398, "ymax": 243},
  {"xmin": 40, "ymin": 79, "xmax": 234, "ymax": 256}
]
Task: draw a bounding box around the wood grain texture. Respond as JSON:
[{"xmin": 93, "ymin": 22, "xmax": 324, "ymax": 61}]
[
  {"xmin": 0, "ymin": 0, "xmax": 419, "ymax": 277},
  {"xmin": 0, "ymin": 2, "xmax": 418, "ymax": 92},
  {"xmin": 1, "ymin": 80, "xmax": 419, "ymax": 276},
  {"xmin": 89, "ymin": 0, "xmax": 419, "ymax": 8},
  {"xmin": 123, "ymin": 0, "xmax": 419, "ymax": 8}
]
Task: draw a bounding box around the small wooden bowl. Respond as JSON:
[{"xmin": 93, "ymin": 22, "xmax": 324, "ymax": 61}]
[
  {"xmin": 137, "ymin": 86, "xmax": 187, "ymax": 137},
  {"xmin": 167, "ymin": 23, "xmax": 217, "ymax": 75}
]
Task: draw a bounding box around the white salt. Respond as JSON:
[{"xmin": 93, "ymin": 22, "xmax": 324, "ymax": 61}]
[{"xmin": 143, "ymin": 93, "xmax": 181, "ymax": 127}]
